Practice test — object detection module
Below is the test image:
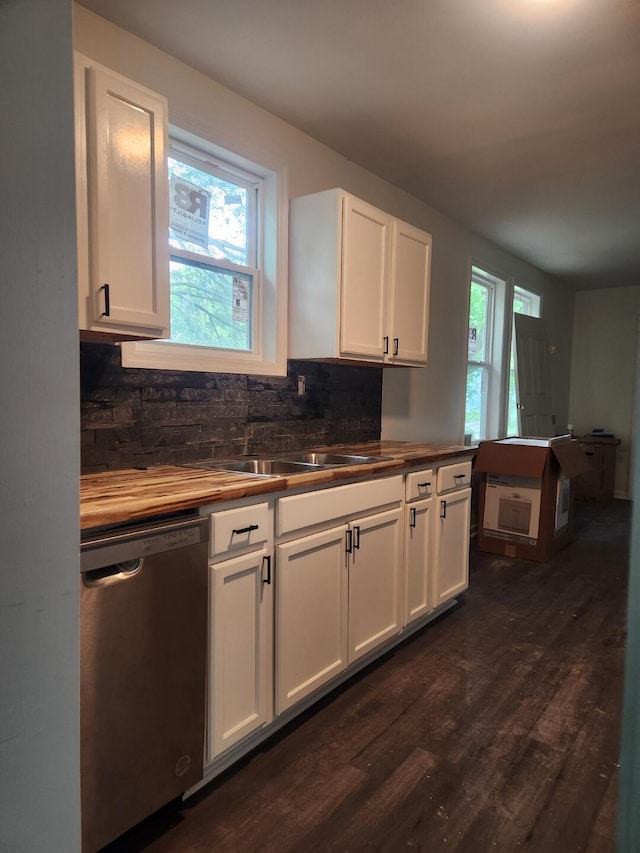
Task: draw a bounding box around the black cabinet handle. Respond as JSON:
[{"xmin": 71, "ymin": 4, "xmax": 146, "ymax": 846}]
[
  {"xmin": 346, "ymin": 529, "xmax": 353, "ymax": 554},
  {"xmin": 409, "ymin": 507, "xmax": 417, "ymax": 528},
  {"xmin": 454, "ymin": 473, "xmax": 465, "ymax": 481},
  {"xmin": 353, "ymin": 525, "xmax": 361, "ymax": 550},
  {"xmin": 393, "ymin": 337, "xmax": 399, "ymax": 357},
  {"xmin": 440, "ymin": 500, "xmax": 447, "ymax": 519},
  {"xmin": 100, "ymin": 283, "xmax": 110, "ymax": 317},
  {"xmin": 418, "ymin": 481, "xmax": 431, "ymax": 489},
  {"xmin": 262, "ymin": 554, "xmax": 271, "ymax": 585},
  {"xmin": 232, "ymin": 523, "xmax": 259, "ymax": 535},
  {"xmin": 383, "ymin": 336, "xmax": 389, "ymax": 355}
]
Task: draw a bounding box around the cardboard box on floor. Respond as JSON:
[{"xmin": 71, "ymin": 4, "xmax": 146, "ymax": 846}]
[{"xmin": 474, "ymin": 436, "xmax": 591, "ymax": 562}]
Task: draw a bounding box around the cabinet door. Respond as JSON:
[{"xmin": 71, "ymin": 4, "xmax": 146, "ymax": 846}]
[
  {"xmin": 404, "ymin": 497, "xmax": 433, "ymax": 626},
  {"xmin": 276, "ymin": 525, "xmax": 348, "ymax": 714},
  {"xmin": 208, "ymin": 547, "xmax": 272, "ymax": 761},
  {"xmin": 348, "ymin": 507, "xmax": 403, "ymax": 662},
  {"xmin": 433, "ymin": 488, "xmax": 471, "ymax": 607},
  {"xmin": 79, "ymin": 60, "xmax": 169, "ymax": 336},
  {"xmin": 340, "ymin": 195, "xmax": 389, "ymax": 359},
  {"xmin": 388, "ymin": 220, "xmax": 431, "ymax": 365}
]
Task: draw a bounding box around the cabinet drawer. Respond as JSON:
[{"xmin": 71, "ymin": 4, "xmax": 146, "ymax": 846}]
[
  {"xmin": 436, "ymin": 460, "xmax": 472, "ymax": 494},
  {"xmin": 210, "ymin": 502, "xmax": 270, "ymax": 559},
  {"xmin": 277, "ymin": 475, "xmax": 403, "ymax": 536},
  {"xmin": 405, "ymin": 469, "xmax": 434, "ymax": 502}
]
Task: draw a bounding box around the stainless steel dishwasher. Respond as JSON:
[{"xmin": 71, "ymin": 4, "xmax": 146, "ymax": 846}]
[{"xmin": 80, "ymin": 513, "xmax": 209, "ymax": 853}]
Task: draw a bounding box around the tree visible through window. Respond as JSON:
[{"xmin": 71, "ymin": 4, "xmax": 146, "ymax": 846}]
[
  {"xmin": 121, "ymin": 130, "xmax": 287, "ymax": 377},
  {"xmin": 167, "ymin": 147, "xmax": 259, "ymax": 352},
  {"xmin": 464, "ymin": 278, "xmax": 493, "ymax": 439},
  {"xmin": 465, "ymin": 267, "xmax": 497, "ymax": 442}
]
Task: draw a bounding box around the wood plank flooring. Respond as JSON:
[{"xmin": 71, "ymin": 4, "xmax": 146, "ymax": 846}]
[{"xmin": 103, "ymin": 500, "xmax": 630, "ymax": 853}]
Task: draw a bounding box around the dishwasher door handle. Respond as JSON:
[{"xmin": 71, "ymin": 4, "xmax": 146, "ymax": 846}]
[{"xmin": 83, "ymin": 558, "xmax": 143, "ymax": 588}]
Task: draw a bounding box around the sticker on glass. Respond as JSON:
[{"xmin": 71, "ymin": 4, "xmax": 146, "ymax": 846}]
[
  {"xmin": 233, "ymin": 276, "xmax": 249, "ymax": 323},
  {"xmin": 169, "ymin": 174, "xmax": 211, "ymax": 248}
]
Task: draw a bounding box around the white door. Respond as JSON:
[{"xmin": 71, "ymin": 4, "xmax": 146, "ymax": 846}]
[
  {"xmin": 275, "ymin": 525, "xmax": 348, "ymax": 714},
  {"xmin": 514, "ymin": 314, "xmax": 554, "ymax": 437},
  {"xmin": 208, "ymin": 547, "xmax": 272, "ymax": 761},
  {"xmin": 404, "ymin": 497, "xmax": 434, "ymax": 625},
  {"xmin": 84, "ymin": 63, "xmax": 169, "ymax": 334},
  {"xmin": 340, "ymin": 195, "xmax": 389, "ymax": 359},
  {"xmin": 388, "ymin": 220, "xmax": 431, "ymax": 365},
  {"xmin": 348, "ymin": 507, "xmax": 403, "ymax": 662},
  {"xmin": 433, "ymin": 488, "xmax": 471, "ymax": 607}
]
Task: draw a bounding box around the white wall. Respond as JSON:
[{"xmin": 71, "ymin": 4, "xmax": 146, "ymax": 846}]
[
  {"xmin": 0, "ymin": 2, "xmax": 81, "ymax": 852},
  {"xmin": 569, "ymin": 286, "xmax": 640, "ymax": 498},
  {"xmin": 73, "ymin": 4, "xmax": 575, "ymax": 445}
]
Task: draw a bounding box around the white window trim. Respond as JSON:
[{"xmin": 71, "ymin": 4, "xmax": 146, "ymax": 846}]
[
  {"xmin": 467, "ymin": 274, "xmax": 494, "ymax": 441},
  {"xmin": 466, "ymin": 261, "xmax": 511, "ymax": 441},
  {"xmin": 121, "ymin": 126, "xmax": 288, "ymax": 377},
  {"xmin": 513, "ymin": 283, "xmax": 542, "ymax": 320}
]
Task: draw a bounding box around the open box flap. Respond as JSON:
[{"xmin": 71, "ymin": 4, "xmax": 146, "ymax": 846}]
[
  {"xmin": 474, "ymin": 440, "xmax": 549, "ymax": 478},
  {"xmin": 475, "ymin": 437, "xmax": 590, "ymax": 480},
  {"xmin": 551, "ymin": 440, "xmax": 591, "ymax": 478}
]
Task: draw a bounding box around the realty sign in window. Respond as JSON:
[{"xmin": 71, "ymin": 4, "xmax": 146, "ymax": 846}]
[{"xmin": 169, "ymin": 174, "xmax": 211, "ymax": 248}]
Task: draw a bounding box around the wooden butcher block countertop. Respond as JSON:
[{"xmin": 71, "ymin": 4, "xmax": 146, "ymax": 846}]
[{"xmin": 80, "ymin": 440, "xmax": 474, "ymax": 531}]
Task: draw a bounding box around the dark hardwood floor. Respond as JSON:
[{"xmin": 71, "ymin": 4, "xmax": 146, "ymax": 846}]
[{"xmin": 103, "ymin": 500, "xmax": 630, "ymax": 853}]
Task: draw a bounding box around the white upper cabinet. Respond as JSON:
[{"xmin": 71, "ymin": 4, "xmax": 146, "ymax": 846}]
[
  {"xmin": 288, "ymin": 188, "xmax": 431, "ymax": 366},
  {"xmin": 75, "ymin": 54, "xmax": 170, "ymax": 340},
  {"xmin": 389, "ymin": 219, "xmax": 431, "ymax": 364},
  {"xmin": 340, "ymin": 195, "xmax": 389, "ymax": 359}
]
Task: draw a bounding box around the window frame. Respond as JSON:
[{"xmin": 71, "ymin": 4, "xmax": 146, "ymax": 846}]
[
  {"xmin": 167, "ymin": 142, "xmax": 261, "ymax": 355},
  {"xmin": 121, "ymin": 126, "xmax": 288, "ymax": 377},
  {"xmin": 465, "ymin": 264, "xmax": 509, "ymax": 442},
  {"xmin": 466, "ymin": 271, "xmax": 496, "ymax": 442}
]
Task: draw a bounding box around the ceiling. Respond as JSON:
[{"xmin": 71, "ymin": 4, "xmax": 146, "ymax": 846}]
[{"xmin": 77, "ymin": 0, "xmax": 640, "ymax": 290}]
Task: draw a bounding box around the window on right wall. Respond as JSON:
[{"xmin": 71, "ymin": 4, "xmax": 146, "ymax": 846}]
[{"xmin": 464, "ymin": 265, "xmax": 542, "ymax": 442}]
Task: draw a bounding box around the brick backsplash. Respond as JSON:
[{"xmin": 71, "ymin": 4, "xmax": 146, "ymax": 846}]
[{"xmin": 80, "ymin": 343, "xmax": 383, "ymax": 472}]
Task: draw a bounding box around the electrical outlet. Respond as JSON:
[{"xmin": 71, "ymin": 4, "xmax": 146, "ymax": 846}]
[{"xmin": 297, "ymin": 375, "xmax": 306, "ymax": 396}]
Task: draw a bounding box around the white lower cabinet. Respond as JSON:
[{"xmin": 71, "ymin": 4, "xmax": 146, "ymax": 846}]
[
  {"xmin": 433, "ymin": 487, "xmax": 471, "ymax": 607},
  {"xmin": 207, "ymin": 546, "xmax": 273, "ymax": 761},
  {"xmin": 275, "ymin": 526, "xmax": 349, "ymax": 714},
  {"xmin": 276, "ymin": 504, "xmax": 403, "ymax": 712},
  {"xmin": 403, "ymin": 497, "xmax": 434, "ymax": 626},
  {"xmin": 203, "ymin": 498, "xmax": 274, "ymax": 765},
  {"xmin": 348, "ymin": 507, "xmax": 403, "ymax": 662},
  {"xmin": 198, "ymin": 461, "xmax": 472, "ymax": 787},
  {"xmin": 403, "ymin": 459, "xmax": 472, "ymax": 618},
  {"xmin": 275, "ymin": 475, "xmax": 404, "ymax": 714}
]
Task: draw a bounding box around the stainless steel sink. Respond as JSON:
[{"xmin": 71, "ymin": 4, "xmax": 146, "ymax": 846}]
[
  {"xmin": 278, "ymin": 452, "xmax": 394, "ymax": 466},
  {"xmin": 182, "ymin": 451, "xmax": 395, "ymax": 476},
  {"xmin": 183, "ymin": 458, "xmax": 325, "ymax": 477}
]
